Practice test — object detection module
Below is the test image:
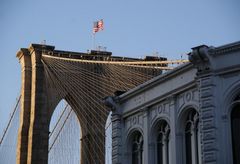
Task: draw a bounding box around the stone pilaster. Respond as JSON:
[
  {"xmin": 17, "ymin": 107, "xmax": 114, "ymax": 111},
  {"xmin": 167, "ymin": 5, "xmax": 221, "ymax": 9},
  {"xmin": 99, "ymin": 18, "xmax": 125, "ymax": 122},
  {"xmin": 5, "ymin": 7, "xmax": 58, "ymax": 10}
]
[
  {"xmin": 27, "ymin": 44, "xmax": 54, "ymax": 164},
  {"xmin": 16, "ymin": 49, "xmax": 32, "ymax": 164},
  {"xmin": 198, "ymin": 75, "xmax": 217, "ymax": 164},
  {"xmin": 189, "ymin": 45, "xmax": 218, "ymax": 163},
  {"xmin": 112, "ymin": 113, "xmax": 122, "ymax": 164},
  {"xmin": 141, "ymin": 107, "xmax": 149, "ymax": 164}
]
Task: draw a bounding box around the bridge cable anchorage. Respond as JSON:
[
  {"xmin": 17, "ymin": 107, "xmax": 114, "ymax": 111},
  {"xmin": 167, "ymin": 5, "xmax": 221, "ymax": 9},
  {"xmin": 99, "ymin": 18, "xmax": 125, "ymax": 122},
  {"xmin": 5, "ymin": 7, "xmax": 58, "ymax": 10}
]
[{"xmin": 39, "ymin": 53, "xmax": 187, "ymax": 163}]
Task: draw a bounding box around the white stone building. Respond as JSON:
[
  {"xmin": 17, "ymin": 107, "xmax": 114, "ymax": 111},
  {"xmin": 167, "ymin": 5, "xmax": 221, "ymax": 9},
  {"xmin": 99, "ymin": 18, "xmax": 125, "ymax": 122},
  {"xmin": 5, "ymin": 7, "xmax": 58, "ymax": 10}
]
[{"xmin": 106, "ymin": 41, "xmax": 240, "ymax": 164}]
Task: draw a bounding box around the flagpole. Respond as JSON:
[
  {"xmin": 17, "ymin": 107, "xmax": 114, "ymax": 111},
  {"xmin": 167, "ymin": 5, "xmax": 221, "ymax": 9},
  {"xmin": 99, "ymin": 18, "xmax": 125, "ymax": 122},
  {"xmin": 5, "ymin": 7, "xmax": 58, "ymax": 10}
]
[
  {"xmin": 92, "ymin": 19, "xmax": 103, "ymax": 50},
  {"xmin": 93, "ymin": 32, "xmax": 96, "ymax": 50}
]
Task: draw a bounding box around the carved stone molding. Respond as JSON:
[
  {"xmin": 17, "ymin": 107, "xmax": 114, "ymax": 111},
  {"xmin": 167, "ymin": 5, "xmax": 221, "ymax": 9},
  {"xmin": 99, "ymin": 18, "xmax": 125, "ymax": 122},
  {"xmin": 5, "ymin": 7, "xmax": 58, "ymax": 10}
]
[
  {"xmin": 198, "ymin": 76, "xmax": 218, "ymax": 163},
  {"xmin": 111, "ymin": 114, "xmax": 122, "ymax": 164},
  {"xmin": 177, "ymin": 89, "xmax": 199, "ymax": 114},
  {"xmin": 209, "ymin": 41, "xmax": 240, "ymax": 56},
  {"xmin": 150, "ymin": 101, "xmax": 170, "ymax": 126},
  {"xmin": 125, "ymin": 114, "xmax": 143, "ymax": 132},
  {"xmin": 188, "ymin": 45, "xmax": 212, "ymax": 74}
]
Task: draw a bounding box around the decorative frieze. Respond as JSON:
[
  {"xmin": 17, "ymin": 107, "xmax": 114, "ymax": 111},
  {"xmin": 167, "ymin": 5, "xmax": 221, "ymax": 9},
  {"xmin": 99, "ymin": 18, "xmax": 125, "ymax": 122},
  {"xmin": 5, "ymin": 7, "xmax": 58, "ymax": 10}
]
[
  {"xmin": 133, "ymin": 95, "xmax": 144, "ymax": 106},
  {"xmin": 149, "ymin": 101, "xmax": 171, "ymax": 126},
  {"xmin": 177, "ymin": 89, "xmax": 199, "ymax": 113},
  {"xmin": 125, "ymin": 114, "xmax": 143, "ymax": 131}
]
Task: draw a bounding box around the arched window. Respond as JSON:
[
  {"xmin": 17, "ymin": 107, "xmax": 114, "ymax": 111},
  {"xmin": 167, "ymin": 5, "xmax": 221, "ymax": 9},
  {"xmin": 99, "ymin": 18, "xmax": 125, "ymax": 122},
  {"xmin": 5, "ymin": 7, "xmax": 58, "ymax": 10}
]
[
  {"xmin": 185, "ymin": 109, "xmax": 200, "ymax": 164},
  {"xmin": 157, "ymin": 121, "xmax": 170, "ymax": 164},
  {"xmin": 231, "ymin": 95, "xmax": 240, "ymax": 164},
  {"xmin": 132, "ymin": 131, "xmax": 143, "ymax": 164}
]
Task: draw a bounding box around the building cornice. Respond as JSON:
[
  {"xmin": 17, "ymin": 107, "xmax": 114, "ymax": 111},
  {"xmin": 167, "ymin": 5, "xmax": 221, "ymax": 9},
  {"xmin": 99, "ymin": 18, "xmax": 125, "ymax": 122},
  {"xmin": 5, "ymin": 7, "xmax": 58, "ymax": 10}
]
[
  {"xmin": 16, "ymin": 48, "xmax": 30, "ymax": 60},
  {"xmin": 28, "ymin": 44, "xmax": 55, "ymax": 55},
  {"xmin": 118, "ymin": 63, "xmax": 193, "ymax": 102},
  {"xmin": 121, "ymin": 81, "xmax": 197, "ymax": 118},
  {"xmin": 209, "ymin": 41, "xmax": 240, "ymax": 56}
]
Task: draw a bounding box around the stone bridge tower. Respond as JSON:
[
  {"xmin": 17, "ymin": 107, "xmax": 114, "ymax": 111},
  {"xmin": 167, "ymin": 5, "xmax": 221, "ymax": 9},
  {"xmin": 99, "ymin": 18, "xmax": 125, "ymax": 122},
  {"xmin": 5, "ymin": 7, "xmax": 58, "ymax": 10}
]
[
  {"xmin": 17, "ymin": 44, "xmax": 59, "ymax": 164},
  {"xmin": 16, "ymin": 44, "xmax": 107, "ymax": 164},
  {"xmin": 16, "ymin": 44, "xmax": 161, "ymax": 164}
]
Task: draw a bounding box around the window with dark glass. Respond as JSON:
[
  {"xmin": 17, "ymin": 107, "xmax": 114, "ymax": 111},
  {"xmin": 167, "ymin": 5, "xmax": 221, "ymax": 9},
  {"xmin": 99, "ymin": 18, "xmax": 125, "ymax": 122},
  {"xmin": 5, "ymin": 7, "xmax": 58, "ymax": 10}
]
[
  {"xmin": 185, "ymin": 109, "xmax": 200, "ymax": 164},
  {"xmin": 157, "ymin": 121, "xmax": 170, "ymax": 164},
  {"xmin": 185, "ymin": 121, "xmax": 192, "ymax": 164},
  {"xmin": 231, "ymin": 95, "xmax": 240, "ymax": 164},
  {"xmin": 132, "ymin": 131, "xmax": 143, "ymax": 164}
]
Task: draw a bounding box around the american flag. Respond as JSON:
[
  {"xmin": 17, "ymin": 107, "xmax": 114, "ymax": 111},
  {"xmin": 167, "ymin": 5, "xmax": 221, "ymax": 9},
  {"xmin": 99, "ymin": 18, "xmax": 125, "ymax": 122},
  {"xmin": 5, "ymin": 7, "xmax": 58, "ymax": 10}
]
[{"xmin": 93, "ymin": 19, "xmax": 104, "ymax": 33}]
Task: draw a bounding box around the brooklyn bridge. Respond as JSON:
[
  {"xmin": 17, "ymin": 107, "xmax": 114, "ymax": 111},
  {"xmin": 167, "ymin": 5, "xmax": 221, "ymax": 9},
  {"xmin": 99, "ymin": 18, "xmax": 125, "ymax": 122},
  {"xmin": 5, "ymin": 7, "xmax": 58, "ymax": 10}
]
[{"xmin": 0, "ymin": 44, "xmax": 188, "ymax": 164}]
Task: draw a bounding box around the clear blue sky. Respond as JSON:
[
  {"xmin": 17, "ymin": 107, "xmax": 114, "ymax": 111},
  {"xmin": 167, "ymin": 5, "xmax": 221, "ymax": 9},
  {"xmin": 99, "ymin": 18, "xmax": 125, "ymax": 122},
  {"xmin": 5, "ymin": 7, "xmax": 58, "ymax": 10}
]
[{"xmin": 0, "ymin": 0, "xmax": 240, "ymax": 135}]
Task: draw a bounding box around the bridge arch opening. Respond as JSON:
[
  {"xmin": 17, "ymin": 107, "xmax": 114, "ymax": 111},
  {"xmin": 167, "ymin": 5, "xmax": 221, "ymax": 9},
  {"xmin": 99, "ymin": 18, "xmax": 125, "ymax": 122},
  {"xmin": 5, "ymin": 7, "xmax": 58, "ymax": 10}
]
[{"xmin": 48, "ymin": 99, "xmax": 81, "ymax": 164}]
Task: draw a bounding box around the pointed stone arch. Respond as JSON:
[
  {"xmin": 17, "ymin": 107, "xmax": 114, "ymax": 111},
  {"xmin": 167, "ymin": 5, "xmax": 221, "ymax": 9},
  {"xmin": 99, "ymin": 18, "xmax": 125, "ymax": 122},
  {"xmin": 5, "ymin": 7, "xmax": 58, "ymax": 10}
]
[{"xmin": 48, "ymin": 99, "xmax": 81, "ymax": 164}]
